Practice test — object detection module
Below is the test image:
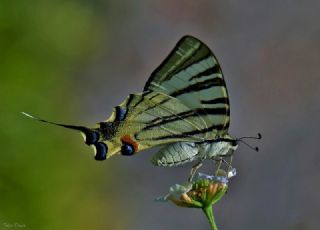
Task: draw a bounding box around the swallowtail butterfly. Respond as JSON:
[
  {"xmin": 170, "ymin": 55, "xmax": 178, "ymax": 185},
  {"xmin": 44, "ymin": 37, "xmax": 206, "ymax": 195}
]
[{"xmin": 23, "ymin": 36, "xmax": 260, "ymax": 178}]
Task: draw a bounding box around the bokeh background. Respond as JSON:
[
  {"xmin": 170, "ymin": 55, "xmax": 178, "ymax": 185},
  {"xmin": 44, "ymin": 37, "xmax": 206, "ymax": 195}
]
[{"xmin": 1, "ymin": 0, "xmax": 319, "ymax": 229}]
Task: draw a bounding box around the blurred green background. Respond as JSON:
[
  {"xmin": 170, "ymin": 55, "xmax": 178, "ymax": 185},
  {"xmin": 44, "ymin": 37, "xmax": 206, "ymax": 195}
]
[
  {"xmin": 1, "ymin": 0, "xmax": 319, "ymax": 229},
  {"xmin": 0, "ymin": 1, "xmax": 128, "ymax": 229}
]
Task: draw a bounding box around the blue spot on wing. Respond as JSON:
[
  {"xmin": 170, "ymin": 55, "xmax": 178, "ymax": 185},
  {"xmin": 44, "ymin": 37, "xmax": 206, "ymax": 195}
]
[
  {"xmin": 94, "ymin": 142, "xmax": 108, "ymax": 160},
  {"xmin": 115, "ymin": 106, "xmax": 127, "ymax": 121},
  {"xmin": 121, "ymin": 143, "xmax": 134, "ymax": 156}
]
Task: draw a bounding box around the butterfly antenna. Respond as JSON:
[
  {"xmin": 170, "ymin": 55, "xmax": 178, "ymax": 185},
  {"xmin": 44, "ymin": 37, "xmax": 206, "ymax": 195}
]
[
  {"xmin": 237, "ymin": 140, "xmax": 259, "ymax": 152},
  {"xmin": 237, "ymin": 133, "xmax": 262, "ymax": 152},
  {"xmin": 238, "ymin": 133, "xmax": 262, "ymax": 140}
]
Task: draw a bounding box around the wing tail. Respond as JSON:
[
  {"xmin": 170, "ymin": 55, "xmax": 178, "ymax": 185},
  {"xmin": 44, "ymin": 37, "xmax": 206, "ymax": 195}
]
[
  {"xmin": 22, "ymin": 112, "xmax": 99, "ymax": 145},
  {"xmin": 21, "ymin": 112, "xmax": 108, "ymax": 160}
]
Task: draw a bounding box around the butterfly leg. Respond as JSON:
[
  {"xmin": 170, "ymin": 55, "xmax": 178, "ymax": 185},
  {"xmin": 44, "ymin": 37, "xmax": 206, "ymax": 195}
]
[
  {"xmin": 213, "ymin": 154, "xmax": 234, "ymax": 176},
  {"xmin": 188, "ymin": 161, "xmax": 203, "ymax": 182},
  {"xmin": 214, "ymin": 158, "xmax": 224, "ymax": 176},
  {"xmin": 227, "ymin": 155, "xmax": 233, "ymax": 173},
  {"xmin": 217, "ymin": 156, "xmax": 233, "ymax": 170}
]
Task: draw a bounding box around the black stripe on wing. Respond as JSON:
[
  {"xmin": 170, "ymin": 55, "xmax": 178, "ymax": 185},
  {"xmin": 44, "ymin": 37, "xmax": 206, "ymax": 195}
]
[
  {"xmin": 143, "ymin": 35, "xmax": 203, "ymax": 91},
  {"xmin": 200, "ymin": 97, "xmax": 229, "ymax": 105},
  {"xmin": 189, "ymin": 65, "xmax": 222, "ymax": 81},
  {"xmin": 170, "ymin": 77, "xmax": 225, "ymax": 97},
  {"xmin": 144, "ymin": 107, "xmax": 229, "ymax": 130},
  {"xmin": 141, "ymin": 123, "xmax": 230, "ymax": 141},
  {"xmin": 131, "ymin": 91, "xmax": 152, "ymax": 108}
]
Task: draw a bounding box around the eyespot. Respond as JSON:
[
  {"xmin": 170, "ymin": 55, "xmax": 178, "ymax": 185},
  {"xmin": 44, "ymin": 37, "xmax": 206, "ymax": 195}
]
[
  {"xmin": 120, "ymin": 135, "xmax": 138, "ymax": 156},
  {"xmin": 84, "ymin": 131, "xmax": 99, "ymax": 145},
  {"xmin": 121, "ymin": 143, "xmax": 134, "ymax": 156},
  {"xmin": 115, "ymin": 106, "xmax": 127, "ymax": 121},
  {"xmin": 94, "ymin": 142, "xmax": 108, "ymax": 160}
]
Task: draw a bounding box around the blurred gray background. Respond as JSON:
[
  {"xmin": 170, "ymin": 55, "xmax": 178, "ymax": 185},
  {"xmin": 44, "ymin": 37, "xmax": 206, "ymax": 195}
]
[{"xmin": 1, "ymin": 0, "xmax": 319, "ymax": 229}]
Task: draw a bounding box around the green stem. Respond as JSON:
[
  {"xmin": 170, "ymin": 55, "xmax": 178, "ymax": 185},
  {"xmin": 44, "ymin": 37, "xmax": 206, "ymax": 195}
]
[{"xmin": 202, "ymin": 206, "xmax": 218, "ymax": 230}]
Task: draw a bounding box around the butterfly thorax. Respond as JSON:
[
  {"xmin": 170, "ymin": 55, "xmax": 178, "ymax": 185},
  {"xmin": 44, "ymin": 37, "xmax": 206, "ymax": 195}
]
[{"xmin": 198, "ymin": 135, "xmax": 238, "ymax": 160}]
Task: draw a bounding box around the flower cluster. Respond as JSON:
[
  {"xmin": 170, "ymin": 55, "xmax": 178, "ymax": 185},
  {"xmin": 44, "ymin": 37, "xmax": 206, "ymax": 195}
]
[{"xmin": 156, "ymin": 168, "xmax": 236, "ymax": 230}]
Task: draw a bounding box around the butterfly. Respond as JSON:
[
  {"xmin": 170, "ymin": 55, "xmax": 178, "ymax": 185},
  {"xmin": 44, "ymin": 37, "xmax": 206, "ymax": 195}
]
[{"xmin": 23, "ymin": 35, "xmax": 260, "ymax": 179}]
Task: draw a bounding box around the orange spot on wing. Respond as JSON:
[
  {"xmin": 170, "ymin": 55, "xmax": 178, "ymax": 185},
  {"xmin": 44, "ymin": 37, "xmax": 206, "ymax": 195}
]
[{"xmin": 121, "ymin": 135, "xmax": 139, "ymax": 153}]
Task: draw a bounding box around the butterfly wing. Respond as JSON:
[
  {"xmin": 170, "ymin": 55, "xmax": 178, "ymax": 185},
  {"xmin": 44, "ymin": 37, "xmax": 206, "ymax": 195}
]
[
  {"xmin": 94, "ymin": 36, "xmax": 231, "ymax": 158},
  {"xmin": 144, "ymin": 35, "xmax": 230, "ymax": 138},
  {"xmin": 24, "ymin": 36, "xmax": 233, "ymax": 162}
]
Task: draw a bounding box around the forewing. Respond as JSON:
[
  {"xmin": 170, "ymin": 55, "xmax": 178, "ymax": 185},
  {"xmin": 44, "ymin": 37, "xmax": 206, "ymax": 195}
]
[{"xmin": 144, "ymin": 35, "xmax": 230, "ymax": 137}]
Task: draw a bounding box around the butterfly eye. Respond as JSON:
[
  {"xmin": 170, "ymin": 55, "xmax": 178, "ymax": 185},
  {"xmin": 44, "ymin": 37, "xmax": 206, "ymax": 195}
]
[
  {"xmin": 94, "ymin": 142, "xmax": 108, "ymax": 160},
  {"xmin": 121, "ymin": 143, "xmax": 134, "ymax": 156},
  {"xmin": 231, "ymin": 140, "xmax": 238, "ymax": 146}
]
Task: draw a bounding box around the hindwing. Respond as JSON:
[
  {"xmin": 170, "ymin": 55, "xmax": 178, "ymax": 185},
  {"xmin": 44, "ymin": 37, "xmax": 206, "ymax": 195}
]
[{"xmin": 100, "ymin": 92, "xmax": 209, "ymax": 155}]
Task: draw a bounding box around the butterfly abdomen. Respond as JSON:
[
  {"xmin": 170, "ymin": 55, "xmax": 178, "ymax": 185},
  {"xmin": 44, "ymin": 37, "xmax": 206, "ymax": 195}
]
[{"xmin": 151, "ymin": 142, "xmax": 199, "ymax": 167}]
